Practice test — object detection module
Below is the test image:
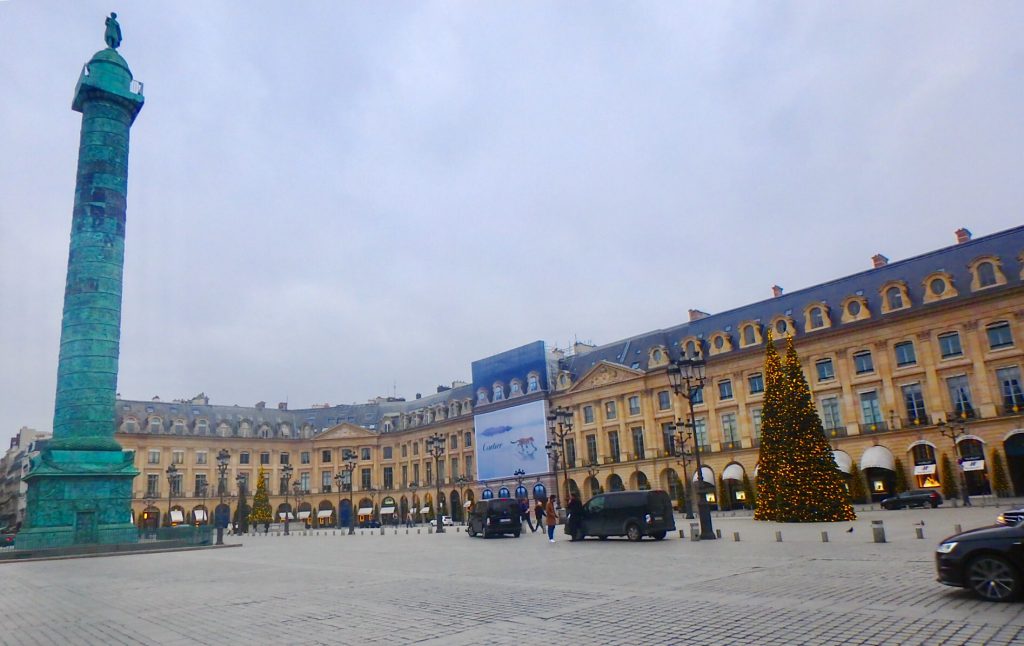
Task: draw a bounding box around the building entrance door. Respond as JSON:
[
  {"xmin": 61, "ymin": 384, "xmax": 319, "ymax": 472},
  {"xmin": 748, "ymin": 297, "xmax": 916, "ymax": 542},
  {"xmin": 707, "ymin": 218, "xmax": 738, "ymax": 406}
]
[{"xmin": 1004, "ymin": 433, "xmax": 1024, "ymax": 496}]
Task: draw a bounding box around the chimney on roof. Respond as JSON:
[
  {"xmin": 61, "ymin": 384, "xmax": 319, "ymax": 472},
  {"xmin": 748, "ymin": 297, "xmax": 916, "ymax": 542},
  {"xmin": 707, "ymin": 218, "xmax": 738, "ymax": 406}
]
[
  {"xmin": 277, "ymin": 402, "xmax": 288, "ymax": 411},
  {"xmin": 955, "ymin": 228, "xmax": 972, "ymax": 244},
  {"xmin": 771, "ymin": 285, "xmax": 784, "ymax": 298},
  {"xmin": 688, "ymin": 309, "xmax": 710, "ymax": 321},
  {"xmin": 255, "ymin": 401, "xmax": 266, "ymax": 410},
  {"xmin": 871, "ymin": 254, "xmax": 889, "ymax": 269}
]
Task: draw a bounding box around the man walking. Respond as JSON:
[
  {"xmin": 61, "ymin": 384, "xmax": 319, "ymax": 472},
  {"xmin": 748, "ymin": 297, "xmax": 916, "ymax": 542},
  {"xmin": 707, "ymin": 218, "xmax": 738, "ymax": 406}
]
[{"xmin": 566, "ymin": 493, "xmax": 584, "ymax": 540}]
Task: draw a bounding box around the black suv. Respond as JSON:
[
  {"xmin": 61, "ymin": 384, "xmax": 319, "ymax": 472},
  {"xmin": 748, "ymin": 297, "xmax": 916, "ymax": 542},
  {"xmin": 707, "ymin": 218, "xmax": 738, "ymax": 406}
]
[
  {"xmin": 567, "ymin": 490, "xmax": 675, "ymax": 541},
  {"xmin": 467, "ymin": 499, "xmax": 523, "ymax": 538},
  {"xmin": 881, "ymin": 489, "xmax": 943, "ymax": 510}
]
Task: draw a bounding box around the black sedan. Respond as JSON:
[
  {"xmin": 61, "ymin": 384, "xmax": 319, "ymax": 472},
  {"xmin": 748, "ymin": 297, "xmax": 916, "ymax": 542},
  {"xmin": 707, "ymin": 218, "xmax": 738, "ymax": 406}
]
[
  {"xmin": 881, "ymin": 489, "xmax": 942, "ymax": 510},
  {"xmin": 997, "ymin": 508, "xmax": 1024, "ymax": 527},
  {"xmin": 936, "ymin": 520, "xmax": 1024, "ymax": 601}
]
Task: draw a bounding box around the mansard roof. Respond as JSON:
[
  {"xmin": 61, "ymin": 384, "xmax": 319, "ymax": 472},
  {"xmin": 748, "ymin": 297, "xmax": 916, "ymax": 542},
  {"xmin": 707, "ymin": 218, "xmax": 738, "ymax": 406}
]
[{"xmin": 565, "ymin": 224, "xmax": 1024, "ymax": 377}]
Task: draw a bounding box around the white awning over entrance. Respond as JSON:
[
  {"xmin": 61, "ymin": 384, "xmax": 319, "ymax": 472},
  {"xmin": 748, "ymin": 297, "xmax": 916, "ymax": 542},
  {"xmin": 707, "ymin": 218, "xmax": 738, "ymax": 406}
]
[
  {"xmin": 419, "ymin": 507, "xmax": 430, "ymax": 513},
  {"xmin": 860, "ymin": 445, "xmax": 895, "ymax": 471},
  {"xmin": 464, "ymin": 501, "xmax": 472, "ymax": 508},
  {"xmin": 193, "ymin": 509, "xmax": 207, "ymax": 521},
  {"xmin": 914, "ymin": 464, "xmax": 936, "ymax": 475},
  {"xmin": 692, "ymin": 466, "xmax": 714, "ymax": 483},
  {"xmin": 357, "ymin": 507, "xmax": 373, "ymax": 515},
  {"xmin": 278, "ymin": 512, "xmax": 294, "ymax": 520},
  {"xmin": 832, "ymin": 450, "xmax": 852, "ymax": 474},
  {"xmin": 316, "ymin": 510, "xmax": 333, "ymax": 518},
  {"xmin": 298, "ymin": 511, "xmax": 311, "ymax": 520},
  {"xmin": 380, "ymin": 506, "xmax": 396, "ymax": 515},
  {"xmin": 170, "ymin": 510, "xmax": 184, "ymax": 523},
  {"xmin": 722, "ymin": 464, "xmax": 744, "ymax": 481}
]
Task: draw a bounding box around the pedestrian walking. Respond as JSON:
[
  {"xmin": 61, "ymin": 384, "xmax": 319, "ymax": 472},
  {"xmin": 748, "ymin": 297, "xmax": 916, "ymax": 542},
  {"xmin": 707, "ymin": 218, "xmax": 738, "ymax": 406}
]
[
  {"xmin": 545, "ymin": 495, "xmax": 557, "ymax": 542},
  {"xmin": 519, "ymin": 499, "xmax": 535, "ymax": 532},
  {"xmin": 534, "ymin": 499, "xmax": 545, "ymax": 532},
  {"xmin": 566, "ymin": 493, "xmax": 583, "ymax": 540}
]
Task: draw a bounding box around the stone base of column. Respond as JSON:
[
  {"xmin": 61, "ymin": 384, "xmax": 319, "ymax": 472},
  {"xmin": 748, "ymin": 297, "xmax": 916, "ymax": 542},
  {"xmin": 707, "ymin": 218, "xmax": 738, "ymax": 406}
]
[{"xmin": 17, "ymin": 449, "xmax": 139, "ymax": 550}]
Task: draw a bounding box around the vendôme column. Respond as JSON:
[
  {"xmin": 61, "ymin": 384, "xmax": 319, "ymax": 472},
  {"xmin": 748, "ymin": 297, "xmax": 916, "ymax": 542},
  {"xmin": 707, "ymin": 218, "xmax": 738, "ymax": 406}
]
[{"xmin": 19, "ymin": 14, "xmax": 145, "ymax": 549}]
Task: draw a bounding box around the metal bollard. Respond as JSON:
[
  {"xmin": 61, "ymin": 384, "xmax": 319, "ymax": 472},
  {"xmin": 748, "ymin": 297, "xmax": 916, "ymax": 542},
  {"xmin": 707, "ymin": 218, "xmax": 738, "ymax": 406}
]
[
  {"xmin": 775, "ymin": 531, "xmax": 783, "ymax": 542},
  {"xmin": 915, "ymin": 527, "xmax": 924, "ymax": 539},
  {"xmin": 954, "ymin": 524, "xmax": 962, "ymax": 534},
  {"xmin": 689, "ymin": 523, "xmax": 700, "ymax": 542},
  {"xmin": 821, "ymin": 531, "xmax": 829, "ymax": 543},
  {"xmin": 871, "ymin": 520, "xmax": 886, "ymax": 543},
  {"xmin": 429, "ymin": 526, "xmax": 433, "ymax": 534},
  {"xmin": 716, "ymin": 529, "xmax": 722, "ymax": 539},
  {"xmin": 678, "ymin": 529, "xmax": 685, "ymax": 539},
  {"xmin": 733, "ymin": 532, "xmax": 740, "ymax": 542}
]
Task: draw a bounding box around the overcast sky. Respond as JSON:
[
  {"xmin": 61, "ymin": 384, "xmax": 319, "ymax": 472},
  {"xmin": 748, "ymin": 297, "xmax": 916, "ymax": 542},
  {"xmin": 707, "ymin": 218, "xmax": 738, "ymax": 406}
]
[{"xmin": 2, "ymin": 2, "xmax": 1022, "ymax": 445}]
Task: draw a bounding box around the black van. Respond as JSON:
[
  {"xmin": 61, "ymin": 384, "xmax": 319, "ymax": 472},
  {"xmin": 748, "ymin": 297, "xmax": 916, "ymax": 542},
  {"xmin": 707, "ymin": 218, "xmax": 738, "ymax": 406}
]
[
  {"xmin": 567, "ymin": 490, "xmax": 675, "ymax": 541},
  {"xmin": 467, "ymin": 499, "xmax": 523, "ymax": 538}
]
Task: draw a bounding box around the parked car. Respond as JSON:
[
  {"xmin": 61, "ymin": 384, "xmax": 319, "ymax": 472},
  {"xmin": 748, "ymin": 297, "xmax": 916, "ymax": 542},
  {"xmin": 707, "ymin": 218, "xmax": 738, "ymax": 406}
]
[
  {"xmin": 467, "ymin": 500, "xmax": 522, "ymax": 538},
  {"xmin": 881, "ymin": 489, "xmax": 943, "ymax": 510},
  {"xmin": 1, "ymin": 533, "xmax": 14, "ymax": 548},
  {"xmin": 429, "ymin": 515, "xmax": 454, "ymax": 527},
  {"xmin": 567, "ymin": 490, "xmax": 676, "ymax": 542},
  {"xmin": 936, "ymin": 518, "xmax": 1024, "ymax": 601},
  {"xmin": 997, "ymin": 508, "xmax": 1024, "ymax": 527}
]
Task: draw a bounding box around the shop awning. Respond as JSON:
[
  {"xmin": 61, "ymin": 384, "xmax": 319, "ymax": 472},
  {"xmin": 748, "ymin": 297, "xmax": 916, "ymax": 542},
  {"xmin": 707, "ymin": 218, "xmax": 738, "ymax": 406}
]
[
  {"xmin": 380, "ymin": 506, "xmax": 396, "ymax": 514},
  {"xmin": 914, "ymin": 464, "xmax": 936, "ymax": 475},
  {"xmin": 832, "ymin": 450, "xmax": 852, "ymax": 474},
  {"xmin": 722, "ymin": 463, "xmax": 744, "ymax": 481},
  {"xmin": 962, "ymin": 459, "xmax": 985, "ymax": 472},
  {"xmin": 278, "ymin": 512, "xmax": 294, "ymax": 520},
  {"xmin": 419, "ymin": 507, "xmax": 430, "ymax": 513},
  {"xmin": 357, "ymin": 507, "xmax": 374, "ymax": 515},
  {"xmin": 317, "ymin": 510, "xmax": 333, "ymax": 518},
  {"xmin": 692, "ymin": 466, "xmax": 714, "ymax": 483},
  {"xmin": 298, "ymin": 511, "xmax": 311, "ymax": 520},
  {"xmin": 860, "ymin": 445, "xmax": 895, "ymax": 471},
  {"xmin": 194, "ymin": 509, "xmax": 207, "ymax": 521},
  {"xmin": 464, "ymin": 501, "xmax": 472, "ymax": 507},
  {"xmin": 170, "ymin": 510, "xmax": 184, "ymax": 523}
]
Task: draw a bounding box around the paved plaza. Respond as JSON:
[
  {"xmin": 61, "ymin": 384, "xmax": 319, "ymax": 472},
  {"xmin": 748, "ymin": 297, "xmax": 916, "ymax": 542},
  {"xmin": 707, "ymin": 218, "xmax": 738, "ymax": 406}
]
[{"xmin": 3, "ymin": 505, "xmax": 1024, "ymax": 645}]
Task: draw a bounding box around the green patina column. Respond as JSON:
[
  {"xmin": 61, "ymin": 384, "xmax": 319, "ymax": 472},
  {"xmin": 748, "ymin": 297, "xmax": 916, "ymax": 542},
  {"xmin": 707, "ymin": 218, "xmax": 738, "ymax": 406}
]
[{"xmin": 18, "ymin": 14, "xmax": 144, "ymax": 549}]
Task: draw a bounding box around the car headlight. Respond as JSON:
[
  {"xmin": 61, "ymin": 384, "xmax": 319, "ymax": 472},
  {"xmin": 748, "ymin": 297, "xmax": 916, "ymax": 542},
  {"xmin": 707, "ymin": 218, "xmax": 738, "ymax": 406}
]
[{"xmin": 936, "ymin": 542, "xmax": 958, "ymax": 554}]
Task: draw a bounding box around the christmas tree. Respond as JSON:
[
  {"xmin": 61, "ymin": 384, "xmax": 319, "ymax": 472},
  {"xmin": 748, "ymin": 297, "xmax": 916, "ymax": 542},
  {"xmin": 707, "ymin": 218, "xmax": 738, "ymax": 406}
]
[
  {"xmin": 756, "ymin": 333, "xmax": 855, "ymax": 522},
  {"xmin": 249, "ymin": 466, "xmax": 273, "ymax": 526}
]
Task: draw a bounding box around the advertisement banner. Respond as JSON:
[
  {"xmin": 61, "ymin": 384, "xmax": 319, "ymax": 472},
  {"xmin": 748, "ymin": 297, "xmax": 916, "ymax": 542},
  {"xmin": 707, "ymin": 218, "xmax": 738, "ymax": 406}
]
[{"xmin": 474, "ymin": 399, "xmax": 549, "ymax": 480}]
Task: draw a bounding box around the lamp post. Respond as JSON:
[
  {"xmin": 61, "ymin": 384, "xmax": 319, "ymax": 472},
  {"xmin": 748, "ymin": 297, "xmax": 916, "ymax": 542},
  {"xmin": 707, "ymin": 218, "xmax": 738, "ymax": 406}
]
[
  {"xmin": 334, "ymin": 471, "xmax": 345, "ymax": 529},
  {"xmin": 292, "ymin": 480, "xmax": 304, "ymax": 529},
  {"xmin": 409, "ymin": 481, "xmax": 419, "ymax": 526},
  {"xmin": 198, "ymin": 481, "xmax": 208, "ymax": 526},
  {"xmin": 235, "ymin": 472, "xmax": 248, "ymax": 533},
  {"xmin": 454, "ymin": 475, "xmax": 471, "ymax": 523},
  {"xmin": 425, "ymin": 432, "xmax": 446, "ymax": 533},
  {"xmin": 215, "ymin": 448, "xmax": 229, "ymax": 544},
  {"xmin": 281, "ymin": 463, "xmax": 294, "ymax": 534},
  {"xmin": 165, "ymin": 463, "xmax": 178, "ymax": 527},
  {"xmin": 672, "ymin": 425, "xmax": 695, "ymax": 519},
  {"xmin": 667, "ymin": 352, "xmax": 716, "ymax": 540},
  {"xmin": 938, "ymin": 420, "xmax": 972, "ymax": 507},
  {"xmin": 545, "ymin": 406, "xmax": 573, "ymax": 504},
  {"xmin": 585, "ymin": 461, "xmax": 601, "ymax": 496},
  {"xmin": 342, "ymin": 449, "xmax": 357, "ymax": 534}
]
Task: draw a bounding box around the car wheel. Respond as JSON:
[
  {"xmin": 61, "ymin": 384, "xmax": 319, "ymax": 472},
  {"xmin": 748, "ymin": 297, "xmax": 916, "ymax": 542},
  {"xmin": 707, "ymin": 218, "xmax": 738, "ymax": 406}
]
[
  {"xmin": 513, "ymin": 530, "xmax": 521, "ymax": 538},
  {"xmin": 598, "ymin": 535, "xmax": 608, "ymax": 541},
  {"xmin": 966, "ymin": 555, "xmax": 1021, "ymax": 602},
  {"xmin": 931, "ymin": 501, "xmax": 939, "ymax": 509},
  {"xmin": 625, "ymin": 523, "xmax": 642, "ymax": 542},
  {"xmin": 468, "ymin": 526, "xmax": 477, "ymax": 537},
  {"xmin": 651, "ymin": 530, "xmax": 667, "ymax": 541},
  {"xmin": 573, "ymin": 529, "xmax": 585, "ymax": 542}
]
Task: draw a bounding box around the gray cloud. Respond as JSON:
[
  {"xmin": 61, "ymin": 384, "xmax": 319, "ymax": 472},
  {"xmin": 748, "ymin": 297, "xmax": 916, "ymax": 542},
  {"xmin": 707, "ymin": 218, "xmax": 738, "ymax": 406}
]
[{"xmin": 2, "ymin": 1, "xmax": 1022, "ymax": 444}]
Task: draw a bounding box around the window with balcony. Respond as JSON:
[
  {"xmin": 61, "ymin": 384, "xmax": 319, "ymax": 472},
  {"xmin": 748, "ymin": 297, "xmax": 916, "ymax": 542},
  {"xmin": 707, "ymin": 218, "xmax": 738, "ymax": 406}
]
[
  {"xmin": 608, "ymin": 431, "xmax": 620, "ymax": 462},
  {"xmin": 146, "ymin": 473, "xmax": 159, "ymax": 496},
  {"xmin": 997, "ymin": 367, "xmax": 1024, "ymax": 413},
  {"xmin": 565, "ymin": 438, "xmax": 576, "ymax": 467},
  {"xmin": 628, "ymin": 396, "xmax": 641, "ymax": 416},
  {"xmin": 901, "ymin": 383, "xmax": 927, "ymax": 426},
  {"xmin": 853, "ymin": 351, "xmax": 874, "ymax": 374},
  {"xmin": 465, "ymin": 431, "xmax": 473, "ymax": 448},
  {"xmin": 693, "ymin": 418, "xmax": 709, "ymax": 452},
  {"xmin": 821, "ymin": 397, "xmax": 843, "ymax": 433},
  {"xmin": 946, "ymin": 375, "xmax": 975, "ymax": 419},
  {"xmin": 586, "ymin": 435, "xmax": 598, "ymax": 464},
  {"xmin": 425, "ymin": 462, "xmax": 432, "ymax": 484},
  {"xmin": 450, "ymin": 434, "xmax": 458, "ymax": 450},
  {"xmin": 322, "ymin": 471, "xmax": 332, "ymax": 491},
  {"xmin": 816, "ymin": 358, "xmax": 835, "ymax": 381},
  {"xmin": 170, "ymin": 474, "xmax": 183, "ymax": 497},
  {"xmin": 465, "ymin": 456, "xmax": 474, "ymax": 478},
  {"xmin": 987, "ymin": 321, "xmax": 1014, "ymax": 350},
  {"xmin": 692, "ymin": 386, "xmax": 704, "ymax": 405},
  {"xmin": 859, "ymin": 391, "xmax": 883, "ymax": 428},
  {"xmin": 631, "ymin": 427, "xmax": 645, "ymax": 459},
  {"xmin": 721, "ymin": 413, "xmax": 739, "ymax": 448},
  {"xmin": 361, "ymin": 468, "xmax": 372, "ymax": 490},
  {"xmin": 299, "ymin": 472, "xmax": 310, "ymax": 492},
  {"xmin": 894, "ymin": 341, "xmax": 917, "ymax": 367},
  {"xmin": 747, "ymin": 373, "xmax": 764, "ymax": 395},
  {"xmin": 938, "ymin": 332, "xmax": 963, "ymax": 358},
  {"xmin": 383, "ymin": 467, "xmax": 394, "ymax": 489},
  {"xmin": 193, "ymin": 475, "xmax": 208, "ymax": 497},
  {"xmin": 751, "ymin": 408, "xmax": 763, "ymax": 442}
]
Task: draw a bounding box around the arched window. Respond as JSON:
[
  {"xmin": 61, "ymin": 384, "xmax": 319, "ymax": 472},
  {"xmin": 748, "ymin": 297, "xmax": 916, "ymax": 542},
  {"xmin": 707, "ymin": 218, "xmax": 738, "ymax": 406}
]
[
  {"xmin": 492, "ymin": 383, "xmax": 504, "ymax": 402},
  {"xmin": 527, "ymin": 373, "xmax": 540, "ymax": 393},
  {"xmin": 148, "ymin": 417, "xmax": 162, "ymax": 434},
  {"xmin": 810, "ymin": 307, "xmax": 824, "ymax": 328},
  {"xmin": 886, "ymin": 287, "xmax": 903, "ymax": 310},
  {"xmin": 476, "ymin": 388, "xmax": 489, "ymax": 405},
  {"xmin": 533, "ymin": 483, "xmax": 547, "ymax": 500},
  {"xmin": 743, "ymin": 326, "xmax": 756, "ymax": 346},
  {"xmin": 685, "ymin": 340, "xmax": 697, "ymax": 357},
  {"xmin": 977, "ymin": 261, "xmax": 997, "ymax": 287},
  {"xmin": 509, "ymin": 379, "xmax": 522, "ymax": 397},
  {"xmin": 498, "ymin": 487, "xmax": 510, "ymax": 498},
  {"xmin": 775, "ymin": 319, "xmax": 788, "ymax": 334},
  {"xmin": 515, "ymin": 485, "xmax": 528, "ymax": 499},
  {"xmin": 652, "ymin": 349, "xmax": 663, "ymax": 363}
]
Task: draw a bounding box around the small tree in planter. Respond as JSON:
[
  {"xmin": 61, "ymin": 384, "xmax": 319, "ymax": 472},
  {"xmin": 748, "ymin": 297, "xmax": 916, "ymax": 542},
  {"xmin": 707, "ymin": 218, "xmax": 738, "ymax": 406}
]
[
  {"xmin": 940, "ymin": 454, "xmax": 959, "ymax": 500},
  {"xmin": 233, "ymin": 488, "xmax": 250, "ymax": 533},
  {"xmin": 741, "ymin": 473, "xmax": 756, "ymax": 509},
  {"xmin": 848, "ymin": 461, "xmax": 868, "ymax": 504},
  {"xmin": 717, "ymin": 475, "xmax": 732, "ymax": 511},
  {"xmin": 893, "ymin": 457, "xmax": 909, "ymax": 494},
  {"xmin": 991, "ymin": 448, "xmax": 1012, "ymax": 497}
]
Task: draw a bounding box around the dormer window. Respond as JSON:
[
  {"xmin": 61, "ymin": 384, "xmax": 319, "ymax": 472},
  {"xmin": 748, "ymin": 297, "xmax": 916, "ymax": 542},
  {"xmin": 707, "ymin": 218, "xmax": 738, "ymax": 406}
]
[
  {"xmin": 509, "ymin": 379, "xmax": 522, "ymax": 397},
  {"xmin": 492, "ymin": 383, "xmax": 505, "ymax": 401},
  {"xmin": 527, "ymin": 373, "xmax": 540, "ymax": 393},
  {"xmin": 880, "ymin": 281, "xmax": 911, "ymax": 314},
  {"xmin": 886, "ymin": 287, "xmax": 903, "ymax": 310},
  {"xmin": 810, "ymin": 307, "xmax": 824, "ymax": 328},
  {"xmin": 977, "ymin": 261, "xmax": 997, "ymax": 287},
  {"xmin": 476, "ymin": 388, "xmax": 489, "ymax": 405}
]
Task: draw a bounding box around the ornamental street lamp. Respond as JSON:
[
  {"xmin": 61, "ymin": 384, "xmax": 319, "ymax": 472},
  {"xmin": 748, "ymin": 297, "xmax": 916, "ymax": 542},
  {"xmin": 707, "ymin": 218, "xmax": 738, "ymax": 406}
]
[
  {"xmin": 672, "ymin": 425, "xmax": 695, "ymax": 519},
  {"xmin": 409, "ymin": 481, "xmax": 419, "ymax": 525},
  {"xmin": 215, "ymin": 448, "xmax": 229, "ymax": 544},
  {"xmin": 342, "ymin": 449, "xmax": 357, "ymax": 534},
  {"xmin": 938, "ymin": 420, "xmax": 972, "ymax": 507},
  {"xmin": 292, "ymin": 479, "xmax": 304, "ymax": 529},
  {"xmin": 198, "ymin": 481, "xmax": 208, "ymax": 526},
  {"xmin": 165, "ymin": 463, "xmax": 178, "ymax": 527},
  {"xmin": 425, "ymin": 432, "xmax": 446, "ymax": 533},
  {"xmin": 333, "ymin": 471, "xmax": 345, "ymax": 529},
  {"xmin": 667, "ymin": 352, "xmax": 716, "ymax": 540},
  {"xmin": 281, "ymin": 463, "xmax": 294, "ymax": 534},
  {"xmin": 235, "ymin": 472, "xmax": 248, "ymax": 533},
  {"xmin": 454, "ymin": 475, "xmax": 472, "ymax": 524},
  {"xmin": 585, "ymin": 461, "xmax": 601, "ymax": 495},
  {"xmin": 545, "ymin": 406, "xmax": 574, "ymax": 504}
]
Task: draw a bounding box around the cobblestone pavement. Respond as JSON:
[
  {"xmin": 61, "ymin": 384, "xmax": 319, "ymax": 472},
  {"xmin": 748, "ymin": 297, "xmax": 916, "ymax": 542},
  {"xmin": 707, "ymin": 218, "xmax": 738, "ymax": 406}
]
[{"xmin": 3, "ymin": 505, "xmax": 1024, "ymax": 645}]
